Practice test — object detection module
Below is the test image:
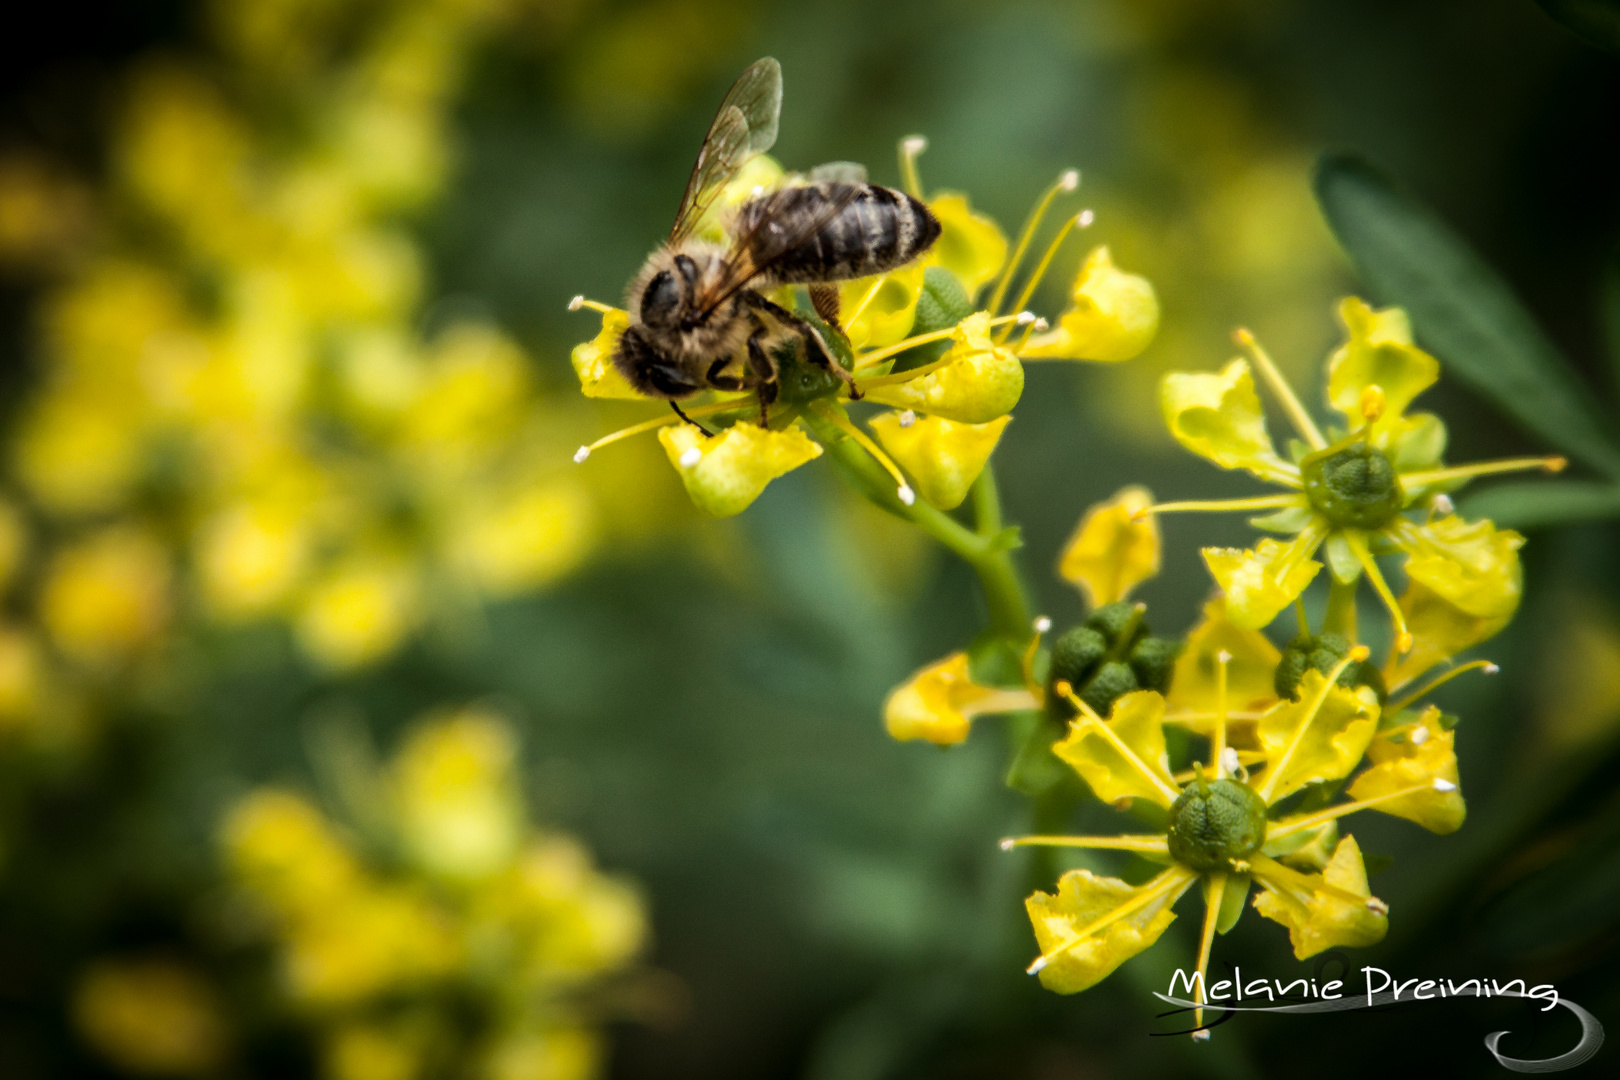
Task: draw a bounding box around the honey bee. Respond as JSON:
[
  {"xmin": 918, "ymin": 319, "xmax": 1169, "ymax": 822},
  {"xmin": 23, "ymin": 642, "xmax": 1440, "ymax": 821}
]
[{"xmin": 614, "ymin": 57, "xmax": 941, "ymax": 425}]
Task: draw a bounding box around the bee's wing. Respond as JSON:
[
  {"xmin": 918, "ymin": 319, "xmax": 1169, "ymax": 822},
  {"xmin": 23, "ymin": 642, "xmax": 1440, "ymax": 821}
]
[
  {"xmin": 805, "ymin": 161, "xmax": 867, "ymax": 184},
  {"xmin": 696, "ymin": 182, "xmax": 865, "ymax": 317},
  {"xmin": 668, "ymin": 58, "xmax": 783, "ymax": 244}
]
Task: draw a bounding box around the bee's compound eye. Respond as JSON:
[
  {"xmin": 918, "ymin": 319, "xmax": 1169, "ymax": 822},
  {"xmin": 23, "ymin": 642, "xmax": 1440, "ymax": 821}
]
[{"xmin": 641, "ymin": 270, "xmax": 683, "ymax": 327}]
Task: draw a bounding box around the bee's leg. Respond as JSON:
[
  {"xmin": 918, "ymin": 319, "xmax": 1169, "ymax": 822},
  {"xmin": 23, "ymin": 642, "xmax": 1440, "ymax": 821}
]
[
  {"xmin": 809, "ymin": 284, "xmax": 842, "ymax": 331},
  {"xmin": 745, "ymin": 331, "xmax": 780, "ymax": 427},
  {"xmin": 705, "ymin": 358, "xmax": 747, "ymax": 392},
  {"xmin": 744, "ymin": 293, "xmax": 861, "ymax": 401},
  {"xmin": 669, "ymin": 400, "xmax": 714, "ymax": 436}
]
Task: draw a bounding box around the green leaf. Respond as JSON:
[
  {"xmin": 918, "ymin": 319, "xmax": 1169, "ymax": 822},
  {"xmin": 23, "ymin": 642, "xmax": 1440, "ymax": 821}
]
[
  {"xmin": 1537, "ymin": 0, "xmax": 1620, "ymax": 54},
  {"xmin": 1459, "ymin": 480, "xmax": 1620, "ymax": 529},
  {"xmin": 1313, "ymin": 154, "xmax": 1620, "ymax": 479}
]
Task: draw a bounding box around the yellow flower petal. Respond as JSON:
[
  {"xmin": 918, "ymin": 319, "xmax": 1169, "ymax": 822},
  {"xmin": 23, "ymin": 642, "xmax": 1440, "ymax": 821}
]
[
  {"xmin": 839, "ymin": 260, "xmax": 928, "ymax": 350},
  {"xmin": 1386, "ymin": 515, "xmax": 1523, "ymax": 621},
  {"xmin": 1252, "ymin": 836, "xmax": 1387, "ymax": 960},
  {"xmin": 569, "ymin": 308, "xmax": 646, "ymax": 400},
  {"xmin": 868, "ymin": 412, "xmax": 1011, "ymax": 510},
  {"xmin": 1022, "ymin": 246, "xmax": 1159, "ymax": 362},
  {"xmin": 882, "ymin": 652, "xmax": 1030, "ymax": 746},
  {"xmin": 1347, "ymin": 705, "xmax": 1465, "ymax": 833},
  {"xmin": 1024, "ymin": 867, "xmax": 1191, "ymax": 994},
  {"xmin": 864, "ymin": 311, "xmax": 1024, "ymax": 423},
  {"xmin": 657, "ymin": 422, "xmax": 822, "ymax": 518},
  {"xmin": 1326, "ymin": 298, "xmax": 1438, "ymax": 433},
  {"xmin": 1254, "ymin": 671, "xmax": 1380, "ymax": 802},
  {"xmin": 1168, "ymin": 597, "xmax": 1283, "ymax": 718},
  {"xmin": 393, "ymin": 708, "xmax": 524, "ymax": 881},
  {"xmin": 1052, "ymin": 690, "xmax": 1181, "ymax": 808},
  {"xmin": 924, "ymin": 192, "xmax": 1008, "ymax": 298},
  {"xmin": 1202, "ymin": 523, "xmax": 1327, "ymax": 630},
  {"xmin": 1057, "ymin": 486, "xmax": 1160, "ymax": 607},
  {"xmin": 1161, "ymin": 359, "xmax": 1291, "ymax": 480},
  {"xmin": 1385, "ymin": 579, "xmax": 1512, "ymax": 690}
]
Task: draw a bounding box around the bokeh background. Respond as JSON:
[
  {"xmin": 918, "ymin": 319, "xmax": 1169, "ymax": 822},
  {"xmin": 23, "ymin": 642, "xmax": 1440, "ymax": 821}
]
[{"xmin": 0, "ymin": 0, "xmax": 1618, "ymax": 1077}]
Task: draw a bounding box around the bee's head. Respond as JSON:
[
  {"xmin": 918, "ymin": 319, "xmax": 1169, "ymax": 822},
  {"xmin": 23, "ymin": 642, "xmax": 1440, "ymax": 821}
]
[{"xmin": 639, "ymin": 253, "xmax": 703, "ymax": 329}]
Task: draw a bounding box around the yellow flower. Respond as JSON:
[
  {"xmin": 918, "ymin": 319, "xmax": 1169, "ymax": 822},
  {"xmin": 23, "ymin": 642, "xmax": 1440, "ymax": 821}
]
[
  {"xmin": 657, "ymin": 422, "xmax": 822, "ymax": 517},
  {"xmin": 394, "ymin": 708, "xmax": 524, "ymax": 882},
  {"xmin": 74, "ymin": 958, "xmax": 227, "ymax": 1077},
  {"xmin": 867, "ymin": 412, "xmax": 1010, "ymax": 510},
  {"xmin": 1153, "ymin": 298, "xmax": 1559, "ymax": 645},
  {"xmin": 1022, "ymin": 246, "xmax": 1159, "ymax": 362},
  {"xmin": 838, "ymin": 260, "xmax": 928, "ymax": 350},
  {"xmin": 445, "ymin": 479, "xmax": 598, "ymax": 598},
  {"xmin": 1250, "ymin": 835, "xmax": 1387, "ymax": 960},
  {"xmin": 924, "ymin": 192, "xmax": 1008, "ymax": 298},
  {"xmin": 883, "ymin": 652, "xmax": 1037, "ymax": 746},
  {"xmin": 195, "ymin": 500, "xmax": 314, "ymax": 619},
  {"xmin": 1166, "ymin": 597, "xmax": 1281, "ymax": 721},
  {"xmin": 0, "ymin": 626, "xmax": 45, "ymax": 730},
  {"xmin": 295, "ymin": 554, "xmax": 420, "ymax": 670},
  {"xmin": 1346, "ymin": 705, "xmax": 1464, "ymax": 834},
  {"xmin": 863, "ymin": 311, "xmax": 1024, "ymax": 423},
  {"xmin": 1057, "ymin": 486, "xmax": 1159, "ymax": 608},
  {"xmin": 40, "ymin": 526, "xmax": 171, "ymax": 666},
  {"xmin": 569, "ymin": 306, "xmax": 646, "ymax": 400},
  {"xmin": 1024, "ymin": 866, "xmax": 1192, "ymax": 994},
  {"xmin": 481, "ymin": 1027, "xmax": 601, "ymax": 1080}
]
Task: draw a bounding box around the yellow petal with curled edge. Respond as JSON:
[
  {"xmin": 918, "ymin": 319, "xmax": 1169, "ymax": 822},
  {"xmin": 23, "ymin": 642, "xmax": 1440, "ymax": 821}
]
[
  {"xmin": 839, "ymin": 260, "xmax": 928, "ymax": 350},
  {"xmin": 864, "ymin": 312, "xmax": 1024, "ymax": 423},
  {"xmin": 569, "ymin": 308, "xmax": 645, "ymax": 400},
  {"xmin": 882, "ymin": 652, "xmax": 1028, "ymax": 746},
  {"xmin": 1161, "ymin": 359, "xmax": 1290, "ymax": 480},
  {"xmin": 1386, "ymin": 515, "xmax": 1523, "ymax": 621},
  {"xmin": 1254, "ymin": 670, "xmax": 1379, "ymax": 802},
  {"xmin": 1348, "ymin": 705, "xmax": 1464, "ymax": 834},
  {"xmin": 1385, "ymin": 580, "xmax": 1511, "ymax": 690},
  {"xmin": 1326, "ymin": 298, "xmax": 1438, "ymax": 434},
  {"xmin": 1252, "ymin": 836, "xmax": 1387, "ymax": 960},
  {"xmin": 868, "ymin": 412, "xmax": 1010, "ymax": 510},
  {"xmin": 1024, "ymin": 867, "xmax": 1192, "ymax": 994},
  {"xmin": 1202, "ymin": 523, "xmax": 1326, "ymax": 631},
  {"xmin": 1168, "ymin": 596, "xmax": 1282, "ymax": 720},
  {"xmin": 1057, "ymin": 486, "xmax": 1159, "ymax": 608},
  {"xmin": 925, "ymin": 192, "xmax": 1008, "ymax": 298},
  {"xmin": 657, "ymin": 422, "xmax": 822, "ymax": 518},
  {"xmin": 1022, "ymin": 246, "xmax": 1159, "ymax": 362},
  {"xmin": 1052, "ymin": 690, "xmax": 1181, "ymax": 808}
]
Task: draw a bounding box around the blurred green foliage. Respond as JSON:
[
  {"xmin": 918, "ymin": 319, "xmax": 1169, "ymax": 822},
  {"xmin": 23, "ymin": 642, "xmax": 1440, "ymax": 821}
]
[{"xmin": 0, "ymin": 0, "xmax": 1617, "ymax": 1078}]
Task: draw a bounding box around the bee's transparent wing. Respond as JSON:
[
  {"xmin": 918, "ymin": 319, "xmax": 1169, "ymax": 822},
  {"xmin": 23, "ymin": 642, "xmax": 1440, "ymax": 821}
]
[
  {"xmin": 668, "ymin": 58, "xmax": 783, "ymax": 244},
  {"xmin": 805, "ymin": 161, "xmax": 867, "ymax": 184}
]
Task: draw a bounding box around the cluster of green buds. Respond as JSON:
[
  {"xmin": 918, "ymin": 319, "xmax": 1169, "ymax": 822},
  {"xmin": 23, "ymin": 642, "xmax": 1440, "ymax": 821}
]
[{"xmin": 879, "ymin": 294, "xmax": 1553, "ymax": 1039}]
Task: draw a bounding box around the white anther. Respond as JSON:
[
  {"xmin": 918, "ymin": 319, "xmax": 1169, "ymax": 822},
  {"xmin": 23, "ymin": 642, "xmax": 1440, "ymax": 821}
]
[
  {"xmin": 1077, "ymin": 208, "xmax": 1095, "ymax": 228},
  {"xmin": 1190, "ymin": 1030, "xmax": 1212, "ymax": 1043},
  {"xmin": 751, "ymin": 185, "xmax": 765, "ymax": 198},
  {"xmin": 903, "ymin": 135, "xmax": 928, "ymax": 155},
  {"xmin": 1484, "ymin": 662, "xmax": 1500, "ymax": 674},
  {"xmin": 999, "ymin": 838, "xmax": 1016, "ymax": 851},
  {"xmin": 1032, "ymin": 318, "xmax": 1049, "ymax": 331},
  {"xmin": 568, "ymin": 295, "xmax": 585, "ymax": 311},
  {"xmin": 573, "ymin": 445, "xmax": 591, "ymax": 463},
  {"xmin": 1016, "ymin": 311, "xmax": 1037, "ymax": 325},
  {"xmin": 1410, "ymin": 725, "xmax": 1430, "ymax": 746},
  {"xmin": 679, "ymin": 447, "xmax": 703, "ymax": 468},
  {"xmin": 898, "ymin": 409, "xmax": 917, "ymax": 428},
  {"xmin": 897, "ymin": 484, "xmax": 916, "ymax": 506},
  {"xmin": 1034, "ymin": 616, "xmax": 1052, "ymax": 634},
  {"xmin": 1028, "ymin": 956, "xmax": 1050, "ymax": 974},
  {"xmin": 1216, "ymin": 649, "xmax": 1232, "ymax": 664},
  {"xmin": 1432, "ymin": 778, "xmax": 1458, "ymax": 793},
  {"xmin": 1059, "ymin": 169, "xmax": 1080, "ymax": 191},
  {"xmin": 1432, "ymin": 494, "xmax": 1454, "ymax": 516},
  {"xmin": 1220, "ymin": 747, "xmax": 1241, "ymax": 775},
  {"xmin": 1365, "ymin": 897, "xmax": 1389, "ymax": 916}
]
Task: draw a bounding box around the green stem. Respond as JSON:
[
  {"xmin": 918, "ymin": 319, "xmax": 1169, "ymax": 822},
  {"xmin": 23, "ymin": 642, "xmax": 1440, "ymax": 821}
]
[
  {"xmin": 972, "ymin": 464, "xmax": 1004, "ymax": 535},
  {"xmin": 1323, "ymin": 576, "xmax": 1358, "ymax": 639}
]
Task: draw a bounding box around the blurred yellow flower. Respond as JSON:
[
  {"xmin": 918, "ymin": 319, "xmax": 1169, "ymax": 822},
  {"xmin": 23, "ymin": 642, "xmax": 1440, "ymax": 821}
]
[
  {"xmin": 447, "ymin": 481, "xmax": 598, "ymax": 598},
  {"xmin": 74, "ymin": 957, "xmax": 227, "ymax": 1077},
  {"xmin": 394, "ymin": 708, "xmax": 524, "ymax": 882},
  {"xmin": 296, "ymin": 555, "xmax": 421, "ymax": 670},
  {"xmin": 41, "ymin": 526, "xmax": 171, "ymax": 666},
  {"xmin": 196, "ymin": 501, "xmax": 314, "ymax": 619}
]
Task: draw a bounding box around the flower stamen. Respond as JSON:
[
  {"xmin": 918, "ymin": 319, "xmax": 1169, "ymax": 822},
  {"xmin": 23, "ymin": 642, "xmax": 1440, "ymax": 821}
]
[
  {"xmin": 1193, "ymin": 872, "xmax": 1228, "ymax": 1039},
  {"xmin": 997, "ymin": 212, "xmax": 1088, "ymax": 343},
  {"xmin": 1342, "ymin": 530, "xmax": 1412, "ymax": 652},
  {"xmin": 572, "ymin": 399, "xmax": 746, "ymax": 460},
  {"xmin": 568, "ymin": 296, "xmax": 617, "ymax": 314},
  {"xmin": 855, "ymin": 313, "xmax": 1032, "ymax": 378},
  {"xmin": 898, "ymin": 135, "xmax": 928, "ymax": 199},
  {"xmin": 1053, "ymin": 679, "xmax": 1183, "ymax": 806},
  {"xmin": 1233, "ymin": 328, "xmax": 1328, "ymax": 451},
  {"xmin": 1264, "ymin": 779, "xmax": 1451, "ymax": 841},
  {"xmin": 989, "ymin": 170, "xmax": 1080, "ymax": 317},
  {"xmin": 999, "ymin": 834, "xmax": 1169, "ymax": 853},
  {"xmin": 1397, "ymin": 456, "xmax": 1567, "ymax": 489},
  {"xmin": 1022, "ymin": 616, "xmax": 1051, "ymax": 700},
  {"xmin": 1136, "ymin": 494, "xmax": 1307, "ymax": 519},
  {"xmin": 1386, "ymin": 658, "xmax": 1498, "ymax": 712},
  {"xmin": 1256, "ymin": 648, "xmax": 1368, "ymax": 803},
  {"xmin": 1025, "ymin": 865, "xmax": 1196, "ymax": 974},
  {"xmin": 810, "ymin": 402, "xmax": 915, "ymax": 505}
]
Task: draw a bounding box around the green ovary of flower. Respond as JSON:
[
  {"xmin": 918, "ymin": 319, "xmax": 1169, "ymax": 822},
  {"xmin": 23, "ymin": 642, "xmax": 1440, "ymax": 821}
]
[
  {"xmin": 1301, "ymin": 443, "xmax": 1402, "ymax": 529},
  {"xmin": 1166, "ymin": 778, "xmax": 1267, "ymax": 872}
]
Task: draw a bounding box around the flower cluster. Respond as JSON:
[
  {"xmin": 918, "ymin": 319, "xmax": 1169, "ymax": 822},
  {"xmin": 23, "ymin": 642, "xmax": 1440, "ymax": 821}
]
[
  {"xmin": 882, "ymin": 299, "xmax": 1547, "ymax": 1038},
  {"xmin": 568, "ymin": 146, "xmax": 1159, "ymax": 518},
  {"xmin": 221, "ymin": 707, "xmax": 645, "ymax": 1080}
]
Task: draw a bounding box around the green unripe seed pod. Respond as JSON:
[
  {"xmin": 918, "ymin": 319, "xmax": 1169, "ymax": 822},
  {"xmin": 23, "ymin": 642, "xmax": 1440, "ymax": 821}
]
[
  {"xmin": 1086, "ymin": 601, "xmax": 1146, "ymax": 651},
  {"xmin": 1079, "ymin": 660, "xmax": 1139, "ymax": 717},
  {"xmin": 1274, "ymin": 632, "xmax": 1387, "ymax": 702},
  {"xmin": 890, "ymin": 266, "xmax": 974, "ymax": 372},
  {"xmin": 1301, "ymin": 443, "xmax": 1402, "ymax": 529},
  {"xmin": 1050, "ymin": 626, "xmax": 1108, "ymax": 688},
  {"xmin": 1129, "ymin": 636, "xmax": 1180, "ymax": 694},
  {"xmin": 1166, "ymin": 777, "xmax": 1268, "ymax": 872}
]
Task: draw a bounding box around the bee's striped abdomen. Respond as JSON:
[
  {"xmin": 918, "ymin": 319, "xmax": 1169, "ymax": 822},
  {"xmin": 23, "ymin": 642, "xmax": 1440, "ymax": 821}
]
[{"xmin": 737, "ymin": 182, "xmax": 941, "ymax": 285}]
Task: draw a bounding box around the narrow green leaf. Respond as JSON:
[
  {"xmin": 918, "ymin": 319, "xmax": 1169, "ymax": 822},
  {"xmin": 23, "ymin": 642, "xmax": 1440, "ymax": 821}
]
[
  {"xmin": 1314, "ymin": 154, "xmax": 1620, "ymax": 479},
  {"xmin": 1460, "ymin": 480, "xmax": 1620, "ymax": 529},
  {"xmin": 1537, "ymin": 0, "xmax": 1620, "ymax": 54}
]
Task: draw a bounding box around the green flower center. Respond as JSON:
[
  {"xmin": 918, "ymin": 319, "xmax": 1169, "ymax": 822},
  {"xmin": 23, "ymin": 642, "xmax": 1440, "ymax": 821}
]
[
  {"xmin": 1274, "ymin": 632, "xmax": 1387, "ymax": 702},
  {"xmin": 1302, "ymin": 443, "xmax": 1402, "ymax": 529},
  {"xmin": 1166, "ymin": 778, "xmax": 1267, "ymax": 872}
]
